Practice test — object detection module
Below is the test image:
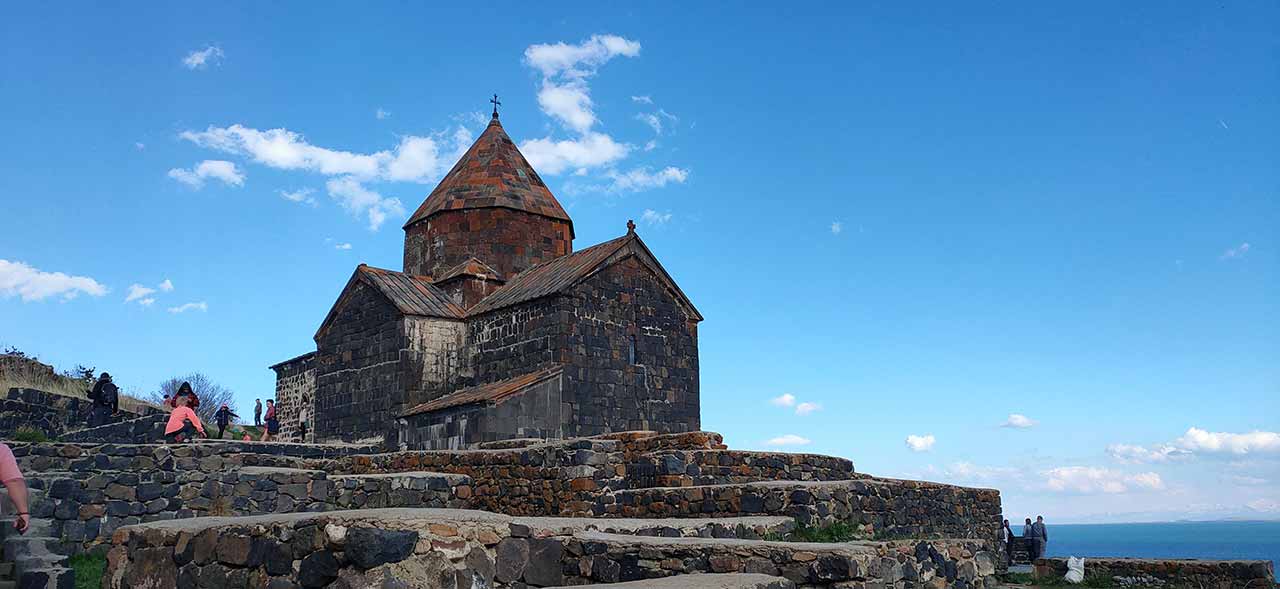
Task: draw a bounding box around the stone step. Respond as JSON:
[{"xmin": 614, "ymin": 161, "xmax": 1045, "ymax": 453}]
[
  {"xmin": 558, "ymin": 531, "xmax": 997, "ymax": 588},
  {"xmin": 15, "ymin": 567, "xmax": 72, "ymax": 589},
  {"xmin": 515, "ymin": 515, "xmax": 795, "ymax": 540},
  {"xmin": 544, "ymin": 572, "xmax": 795, "ymax": 589}
]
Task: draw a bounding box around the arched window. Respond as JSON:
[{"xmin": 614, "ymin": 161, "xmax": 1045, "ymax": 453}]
[{"xmin": 628, "ymin": 335, "xmax": 637, "ymax": 365}]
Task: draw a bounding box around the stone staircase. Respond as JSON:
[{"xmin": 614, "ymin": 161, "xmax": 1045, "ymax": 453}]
[{"xmin": 0, "ymin": 488, "xmax": 72, "ymax": 589}]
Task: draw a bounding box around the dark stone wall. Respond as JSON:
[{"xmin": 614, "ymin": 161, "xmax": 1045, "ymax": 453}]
[
  {"xmin": 437, "ymin": 275, "xmax": 505, "ymax": 310},
  {"xmin": 271, "ymin": 353, "xmax": 316, "ymax": 443},
  {"xmin": 468, "ymin": 298, "xmax": 570, "ymax": 384},
  {"xmin": 403, "ymin": 208, "xmax": 572, "ymax": 280},
  {"xmin": 562, "ymin": 256, "xmax": 700, "ymax": 437},
  {"xmin": 400, "ymin": 374, "xmax": 565, "ymax": 450},
  {"xmin": 314, "ymin": 281, "xmax": 407, "ymax": 445}
]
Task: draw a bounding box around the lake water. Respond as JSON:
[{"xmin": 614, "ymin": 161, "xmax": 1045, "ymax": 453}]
[{"xmin": 1045, "ymin": 521, "xmax": 1280, "ymax": 569}]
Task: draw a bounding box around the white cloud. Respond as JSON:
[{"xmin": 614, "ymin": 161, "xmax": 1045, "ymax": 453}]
[
  {"xmin": 325, "ymin": 176, "xmax": 405, "ymax": 231},
  {"xmin": 766, "ymin": 434, "xmax": 811, "ymax": 447},
  {"xmin": 631, "ymin": 95, "xmax": 653, "ymax": 104},
  {"xmin": 182, "ymin": 45, "xmax": 224, "ymax": 70},
  {"xmin": 384, "ymin": 135, "xmax": 452, "ymax": 183},
  {"xmin": 167, "ymin": 160, "xmax": 245, "ymax": 188},
  {"xmin": 1220, "ymin": 242, "xmax": 1251, "ymax": 260},
  {"xmin": 1176, "ymin": 427, "xmax": 1280, "ymax": 455},
  {"xmin": 643, "ymin": 140, "xmax": 658, "ymax": 152},
  {"xmin": 1001, "ymin": 413, "xmax": 1038, "ymax": 429},
  {"xmin": 537, "ymin": 80, "xmax": 597, "ymax": 134},
  {"xmin": 1043, "ymin": 466, "xmax": 1164, "ymax": 494},
  {"xmin": 795, "ymin": 402, "xmax": 822, "ymax": 416},
  {"xmin": 905, "ymin": 434, "xmax": 936, "ymax": 452},
  {"xmin": 770, "ymin": 393, "xmax": 796, "ymax": 408},
  {"xmin": 376, "ymin": 108, "xmax": 391, "ymax": 120},
  {"xmin": 1106, "ymin": 443, "xmax": 1188, "ymax": 464},
  {"xmin": 279, "ymin": 188, "xmax": 316, "ymax": 206},
  {"xmin": 135, "ymin": 142, "xmax": 146, "ymax": 151},
  {"xmin": 942, "ymin": 461, "xmax": 1021, "ymax": 483},
  {"xmin": 0, "ymin": 260, "xmax": 108, "ymax": 302},
  {"xmin": 635, "ymin": 109, "xmax": 678, "ymax": 135},
  {"xmin": 180, "ymin": 124, "xmax": 472, "ymax": 184},
  {"xmin": 167, "ymin": 301, "xmax": 208, "ymax": 314},
  {"xmin": 831, "ymin": 221, "xmax": 843, "ymax": 235},
  {"xmin": 519, "ymin": 132, "xmax": 630, "ymax": 175},
  {"xmin": 1111, "ymin": 427, "xmax": 1280, "ymax": 464},
  {"xmin": 1247, "ymin": 499, "xmax": 1280, "ymax": 512},
  {"xmin": 180, "ymin": 125, "xmax": 383, "ymax": 177},
  {"xmin": 125, "ymin": 279, "xmax": 174, "ymax": 306},
  {"xmin": 640, "ymin": 209, "xmax": 672, "ymax": 225},
  {"xmin": 523, "ymin": 34, "xmax": 641, "ymax": 79},
  {"xmin": 334, "ymin": 242, "xmax": 353, "ymax": 251},
  {"xmin": 125, "ymin": 284, "xmax": 156, "ymax": 303},
  {"xmin": 606, "ymin": 166, "xmax": 689, "ymax": 193}
]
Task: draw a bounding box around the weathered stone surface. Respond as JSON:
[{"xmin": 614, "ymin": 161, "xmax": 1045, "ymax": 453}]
[
  {"xmin": 495, "ymin": 537, "xmax": 529, "ymax": 583},
  {"xmin": 344, "ymin": 527, "xmax": 419, "ymax": 570},
  {"xmin": 299, "ymin": 550, "xmax": 340, "ymax": 588}
]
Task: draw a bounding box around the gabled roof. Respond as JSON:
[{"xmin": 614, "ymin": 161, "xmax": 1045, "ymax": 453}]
[
  {"xmin": 401, "ymin": 365, "xmax": 564, "ymax": 417},
  {"xmin": 467, "ymin": 231, "xmax": 703, "ymax": 321},
  {"xmin": 315, "ymin": 264, "xmax": 464, "ymax": 339},
  {"xmin": 403, "ymin": 116, "xmax": 573, "ymax": 233},
  {"xmin": 433, "ymin": 257, "xmax": 504, "ymax": 284}
]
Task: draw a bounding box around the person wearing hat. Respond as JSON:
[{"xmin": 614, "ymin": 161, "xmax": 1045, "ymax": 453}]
[
  {"xmin": 213, "ymin": 403, "xmax": 238, "ymax": 439},
  {"xmin": 164, "ymin": 382, "xmax": 206, "ymax": 443},
  {"xmin": 86, "ymin": 372, "xmax": 119, "ymax": 427}
]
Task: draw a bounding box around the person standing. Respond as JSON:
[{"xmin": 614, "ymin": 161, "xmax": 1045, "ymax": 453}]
[
  {"xmin": 297, "ymin": 397, "xmax": 309, "ymax": 443},
  {"xmin": 1032, "ymin": 515, "xmax": 1049, "ymax": 560},
  {"xmin": 1000, "ymin": 519, "xmax": 1015, "ymax": 564},
  {"xmin": 260, "ymin": 399, "xmax": 278, "ymax": 442},
  {"xmin": 254, "ymin": 398, "xmax": 263, "ymax": 427},
  {"xmin": 213, "ymin": 404, "xmax": 238, "ymax": 439},
  {"xmin": 0, "ymin": 443, "xmax": 30, "ymax": 535},
  {"xmin": 87, "ymin": 373, "xmax": 119, "ymax": 427}
]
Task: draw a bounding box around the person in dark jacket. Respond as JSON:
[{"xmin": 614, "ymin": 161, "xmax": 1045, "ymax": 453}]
[
  {"xmin": 1031, "ymin": 516, "xmax": 1049, "ymax": 559},
  {"xmin": 213, "ymin": 404, "xmax": 238, "ymax": 439},
  {"xmin": 87, "ymin": 373, "xmax": 119, "ymax": 427}
]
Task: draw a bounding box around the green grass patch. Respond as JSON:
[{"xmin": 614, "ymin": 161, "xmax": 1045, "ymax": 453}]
[
  {"xmin": 1000, "ymin": 572, "xmax": 1114, "ymax": 588},
  {"xmin": 766, "ymin": 520, "xmax": 867, "ymax": 543},
  {"xmin": 69, "ymin": 553, "xmax": 106, "ymax": 589},
  {"xmin": 11, "ymin": 427, "xmax": 49, "ymax": 443}
]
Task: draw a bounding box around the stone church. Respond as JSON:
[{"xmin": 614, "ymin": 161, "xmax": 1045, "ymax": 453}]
[{"xmin": 271, "ymin": 108, "xmax": 702, "ymax": 450}]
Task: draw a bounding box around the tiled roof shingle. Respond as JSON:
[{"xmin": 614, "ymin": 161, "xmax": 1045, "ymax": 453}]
[
  {"xmin": 403, "ymin": 117, "xmax": 572, "ymax": 232},
  {"xmin": 401, "ymin": 365, "xmax": 563, "ymax": 417}
]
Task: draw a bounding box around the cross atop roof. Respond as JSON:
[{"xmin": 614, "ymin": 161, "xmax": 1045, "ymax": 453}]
[{"xmin": 490, "ymin": 94, "xmax": 501, "ymax": 119}]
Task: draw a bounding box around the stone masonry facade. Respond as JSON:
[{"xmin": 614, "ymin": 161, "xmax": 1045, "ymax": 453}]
[
  {"xmin": 271, "ymin": 352, "xmax": 316, "ymax": 443},
  {"xmin": 274, "ymin": 113, "xmax": 701, "ymax": 450}
]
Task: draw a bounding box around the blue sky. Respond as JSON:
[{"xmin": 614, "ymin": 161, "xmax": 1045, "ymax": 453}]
[{"xmin": 1, "ymin": 3, "xmax": 1276, "ymax": 523}]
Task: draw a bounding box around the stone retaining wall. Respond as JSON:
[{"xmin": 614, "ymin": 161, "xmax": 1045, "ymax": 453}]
[
  {"xmin": 2, "ymin": 387, "xmax": 155, "ymax": 439},
  {"xmin": 606, "ymin": 478, "xmax": 1003, "ymax": 542},
  {"xmin": 104, "ymin": 508, "xmax": 998, "ymax": 589},
  {"xmin": 58, "ymin": 414, "xmax": 168, "ymax": 444},
  {"xmin": 549, "ymin": 532, "xmax": 998, "ymax": 588},
  {"xmin": 104, "ymin": 508, "xmax": 510, "ymax": 589},
  {"xmin": 27, "ymin": 464, "xmax": 468, "ymax": 553},
  {"xmin": 1034, "ymin": 557, "xmax": 1275, "ymax": 589}
]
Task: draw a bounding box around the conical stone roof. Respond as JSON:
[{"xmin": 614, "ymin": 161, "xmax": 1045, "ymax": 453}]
[{"xmin": 403, "ymin": 115, "xmax": 572, "ymax": 233}]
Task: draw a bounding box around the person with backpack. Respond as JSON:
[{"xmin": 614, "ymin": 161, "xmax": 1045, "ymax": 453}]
[
  {"xmin": 86, "ymin": 373, "xmax": 119, "ymax": 427},
  {"xmin": 164, "ymin": 384, "xmax": 206, "ymax": 443},
  {"xmin": 213, "ymin": 404, "xmax": 238, "ymax": 439}
]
